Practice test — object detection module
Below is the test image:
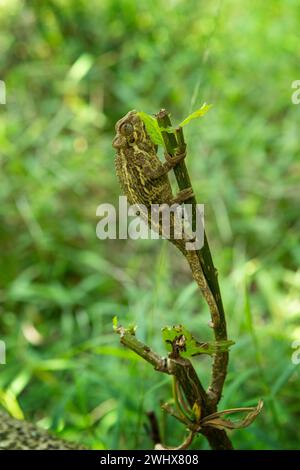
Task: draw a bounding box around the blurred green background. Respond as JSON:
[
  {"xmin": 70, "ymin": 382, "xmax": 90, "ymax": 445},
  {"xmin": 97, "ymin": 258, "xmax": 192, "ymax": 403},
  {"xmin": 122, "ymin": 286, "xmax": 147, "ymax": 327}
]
[{"xmin": 0, "ymin": 0, "xmax": 299, "ymax": 450}]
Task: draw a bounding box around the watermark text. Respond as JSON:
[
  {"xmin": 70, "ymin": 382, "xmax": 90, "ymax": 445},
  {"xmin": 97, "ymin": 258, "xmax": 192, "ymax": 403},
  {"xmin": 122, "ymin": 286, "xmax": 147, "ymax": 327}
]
[
  {"xmin": 96, "ymin": 196, "xmax": 204, "ymax": 250},
  {"xmin": 291, "ymin": 80, "xmax": 300, "ymax": 104},
  {"xmin": 0, "ymin": 340, "xmax": 6, "ymax": 364},
  {"xmin": 0, "ymin": 80, "xmax": 6, "ymax": 104}
]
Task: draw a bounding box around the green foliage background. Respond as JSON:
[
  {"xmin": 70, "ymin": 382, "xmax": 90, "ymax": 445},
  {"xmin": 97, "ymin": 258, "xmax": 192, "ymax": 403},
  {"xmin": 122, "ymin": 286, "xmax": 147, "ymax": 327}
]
[{"xmin": 0, "ymin": 0, "xmax": 299, "ymax": 449}]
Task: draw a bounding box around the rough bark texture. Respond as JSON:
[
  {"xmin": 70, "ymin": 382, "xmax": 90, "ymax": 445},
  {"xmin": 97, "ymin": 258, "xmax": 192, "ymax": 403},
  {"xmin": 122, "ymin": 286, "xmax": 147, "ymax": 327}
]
[{"xmin": 0, "ymin": 411, "xmax": 85, "ymax": 450}]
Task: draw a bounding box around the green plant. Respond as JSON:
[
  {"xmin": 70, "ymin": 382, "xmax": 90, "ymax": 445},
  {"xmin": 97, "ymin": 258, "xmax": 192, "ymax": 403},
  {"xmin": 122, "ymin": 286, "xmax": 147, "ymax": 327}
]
[{"xmin": 114, "ymin": 108, "xmax": 263, "ymax": 449}]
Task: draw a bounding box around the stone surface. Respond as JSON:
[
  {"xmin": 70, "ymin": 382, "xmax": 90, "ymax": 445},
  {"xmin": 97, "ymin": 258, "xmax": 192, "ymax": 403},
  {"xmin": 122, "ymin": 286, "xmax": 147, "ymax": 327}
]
[{"xmin": 0, "ymin": 410, "xmax": 85, "ymax": 450}]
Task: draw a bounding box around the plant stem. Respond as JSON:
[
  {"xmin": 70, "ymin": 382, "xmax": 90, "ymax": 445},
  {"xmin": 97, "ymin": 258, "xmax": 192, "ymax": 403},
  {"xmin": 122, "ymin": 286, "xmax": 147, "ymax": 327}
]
[{"xmin": 156, "ymin": 109, "xmax": 229, "ymax": 408}]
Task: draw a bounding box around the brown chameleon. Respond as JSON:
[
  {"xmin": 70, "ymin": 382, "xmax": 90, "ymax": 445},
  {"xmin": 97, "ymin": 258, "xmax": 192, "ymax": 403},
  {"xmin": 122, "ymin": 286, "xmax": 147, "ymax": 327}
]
[
  {"xmin": 113, "ymin": 110, "xmax": 193, "ymax": 218},
  {"xmin": 113, "ymin": 110, "xmax": 226, "ymax": 404}
]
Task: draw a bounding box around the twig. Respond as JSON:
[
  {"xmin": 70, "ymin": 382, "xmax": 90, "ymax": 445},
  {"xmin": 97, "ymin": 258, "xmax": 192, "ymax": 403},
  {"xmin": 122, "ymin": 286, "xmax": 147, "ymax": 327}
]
[
  {"xmin": 146, "ymin": 411, "xmax": 162, "ymax": 447},
  {"xmin": 116, "ymin": 325, "xmax": 167, "ymax": 372},
  {"xmin": 155, "ymin": 431, "xmax": 194, "ymax": 451}
]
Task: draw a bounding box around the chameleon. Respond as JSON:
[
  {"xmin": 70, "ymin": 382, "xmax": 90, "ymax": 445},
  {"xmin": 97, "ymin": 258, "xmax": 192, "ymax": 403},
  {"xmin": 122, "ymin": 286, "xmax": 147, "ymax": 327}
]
[
  {"xmin": 113, "ymin": 110, "xmax": 228, "ymax": 405},
  {"xmin": 113, "ymin": 110, "xmax": 195, "ymax": 248}
]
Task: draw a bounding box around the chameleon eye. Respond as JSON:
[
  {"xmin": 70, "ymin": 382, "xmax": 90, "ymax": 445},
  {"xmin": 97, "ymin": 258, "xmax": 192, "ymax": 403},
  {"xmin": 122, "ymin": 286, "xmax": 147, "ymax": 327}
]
[{"xmin": 120, "ymin": 122, "xmax": 133, "ymax": 135}]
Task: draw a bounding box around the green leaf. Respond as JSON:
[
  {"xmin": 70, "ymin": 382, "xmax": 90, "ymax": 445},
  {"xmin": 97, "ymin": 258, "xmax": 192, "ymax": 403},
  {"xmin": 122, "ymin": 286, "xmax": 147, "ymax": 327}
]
[
  {"xmin": 112, "ymin": 316, "xmax": 118, "ymax": 330},
  {"xmin": 126, "ymin": 323, "xmax": 137, "ymax": 335},
  {"xmin": 162, "ymin": 324, "xmax": 234, "ymax": 358},
  {"xmin": 0, "ymin": 389, "xmax": 24, "ymax": 420},
  {"xmin": 192, "ymin": 402, "xmax": 202, "ymax": 422},
  {"xmin": 67, "ymin": 53, "xmax": 94, "ymax": 83},
  {"xmin": 179, "ymin": 103, "xmax": 212, "ymax": 128},
  {"xmin": 138, "ymin": 105, "xmax": 211, "ymax": 147},
  {"xmin": 137, "ymin": 111, "xmax": 165, "ymax": 146}
]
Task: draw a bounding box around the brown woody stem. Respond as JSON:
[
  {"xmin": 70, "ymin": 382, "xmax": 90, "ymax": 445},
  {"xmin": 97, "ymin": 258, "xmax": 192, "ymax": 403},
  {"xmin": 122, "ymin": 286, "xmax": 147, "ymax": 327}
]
[{"xmin": 156, "ymin": 109, "xmax": 229, "ymax": 409}]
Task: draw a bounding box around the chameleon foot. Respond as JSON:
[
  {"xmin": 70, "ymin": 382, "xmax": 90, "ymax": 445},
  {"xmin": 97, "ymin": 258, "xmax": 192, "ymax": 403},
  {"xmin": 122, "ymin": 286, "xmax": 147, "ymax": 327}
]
[
  {"xmin": 171, "ymin": 187, "xmax": 194, "ymax": 204},
  {"xmin": 164, "ymin": 148, "xmax": 186, "ymax": 166}
]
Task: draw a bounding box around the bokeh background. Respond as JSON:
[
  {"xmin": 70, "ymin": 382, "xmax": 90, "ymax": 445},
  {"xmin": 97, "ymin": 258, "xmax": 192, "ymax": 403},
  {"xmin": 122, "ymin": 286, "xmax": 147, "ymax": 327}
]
[{"xmin": 0, "ymin": 0, "xmax": 299, "ymax": 450}]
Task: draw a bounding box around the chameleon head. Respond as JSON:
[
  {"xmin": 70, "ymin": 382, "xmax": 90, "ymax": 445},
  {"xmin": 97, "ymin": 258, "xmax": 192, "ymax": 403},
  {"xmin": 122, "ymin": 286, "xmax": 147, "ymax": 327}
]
[{"xmin": 112, "ymin": 110, "xmax": 153, "ymax": 151}]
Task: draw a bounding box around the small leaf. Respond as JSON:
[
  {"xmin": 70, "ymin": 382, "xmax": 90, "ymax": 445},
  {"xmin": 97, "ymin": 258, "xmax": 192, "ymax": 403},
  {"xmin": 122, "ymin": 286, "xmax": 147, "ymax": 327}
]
[
  {"xmin": 67, "ymin": 53, "xmax": 94, "ymax": 83},
  {"xmin": 138, "ymin": 112, "xmax": 165, "ymax": 146},
  {"xmin": 114, "ymin": 322, "xmax": 137, "ymax": 337},
  {"xmin": 127, "ymin": 323, "xmax": 137, "ymax": 335},
  {"xmin": 192, "ymin": 402, "xmax": 202, "ymax": 422},
  {"xmin": 179, "ymin": 103, "xmax": 212, "ymax": 128},
  {"xmin": 112, "ymin": 316, "xmax": 118, "ymax": 329},
  {"xmin": 191, "ymin": 339, "xmax": 235, "ymax": 357},
  {"xmin": 162, "ymin": 325, "xmax": 234, "ymax": 358},
  {"xmin": 0, "ymin": 389, "xmax": 24, "ymax": 420}
]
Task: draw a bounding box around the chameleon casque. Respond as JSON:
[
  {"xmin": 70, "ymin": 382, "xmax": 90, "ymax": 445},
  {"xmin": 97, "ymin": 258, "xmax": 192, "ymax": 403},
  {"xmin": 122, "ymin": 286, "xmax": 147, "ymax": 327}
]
[{"xmin": 113, "ymin": 110, "xmax": 228, "ymax": 405}]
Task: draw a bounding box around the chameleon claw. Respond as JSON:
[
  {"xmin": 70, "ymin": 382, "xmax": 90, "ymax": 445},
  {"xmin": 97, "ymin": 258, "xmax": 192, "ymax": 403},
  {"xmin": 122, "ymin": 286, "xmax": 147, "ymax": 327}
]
[
  {"xmin": 171, "ymin": 187, "xmax": 194, "ymax": 204},
  {"xmin": 164, "ymin": 149, "xmax": 187, "ymax": 166}
]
